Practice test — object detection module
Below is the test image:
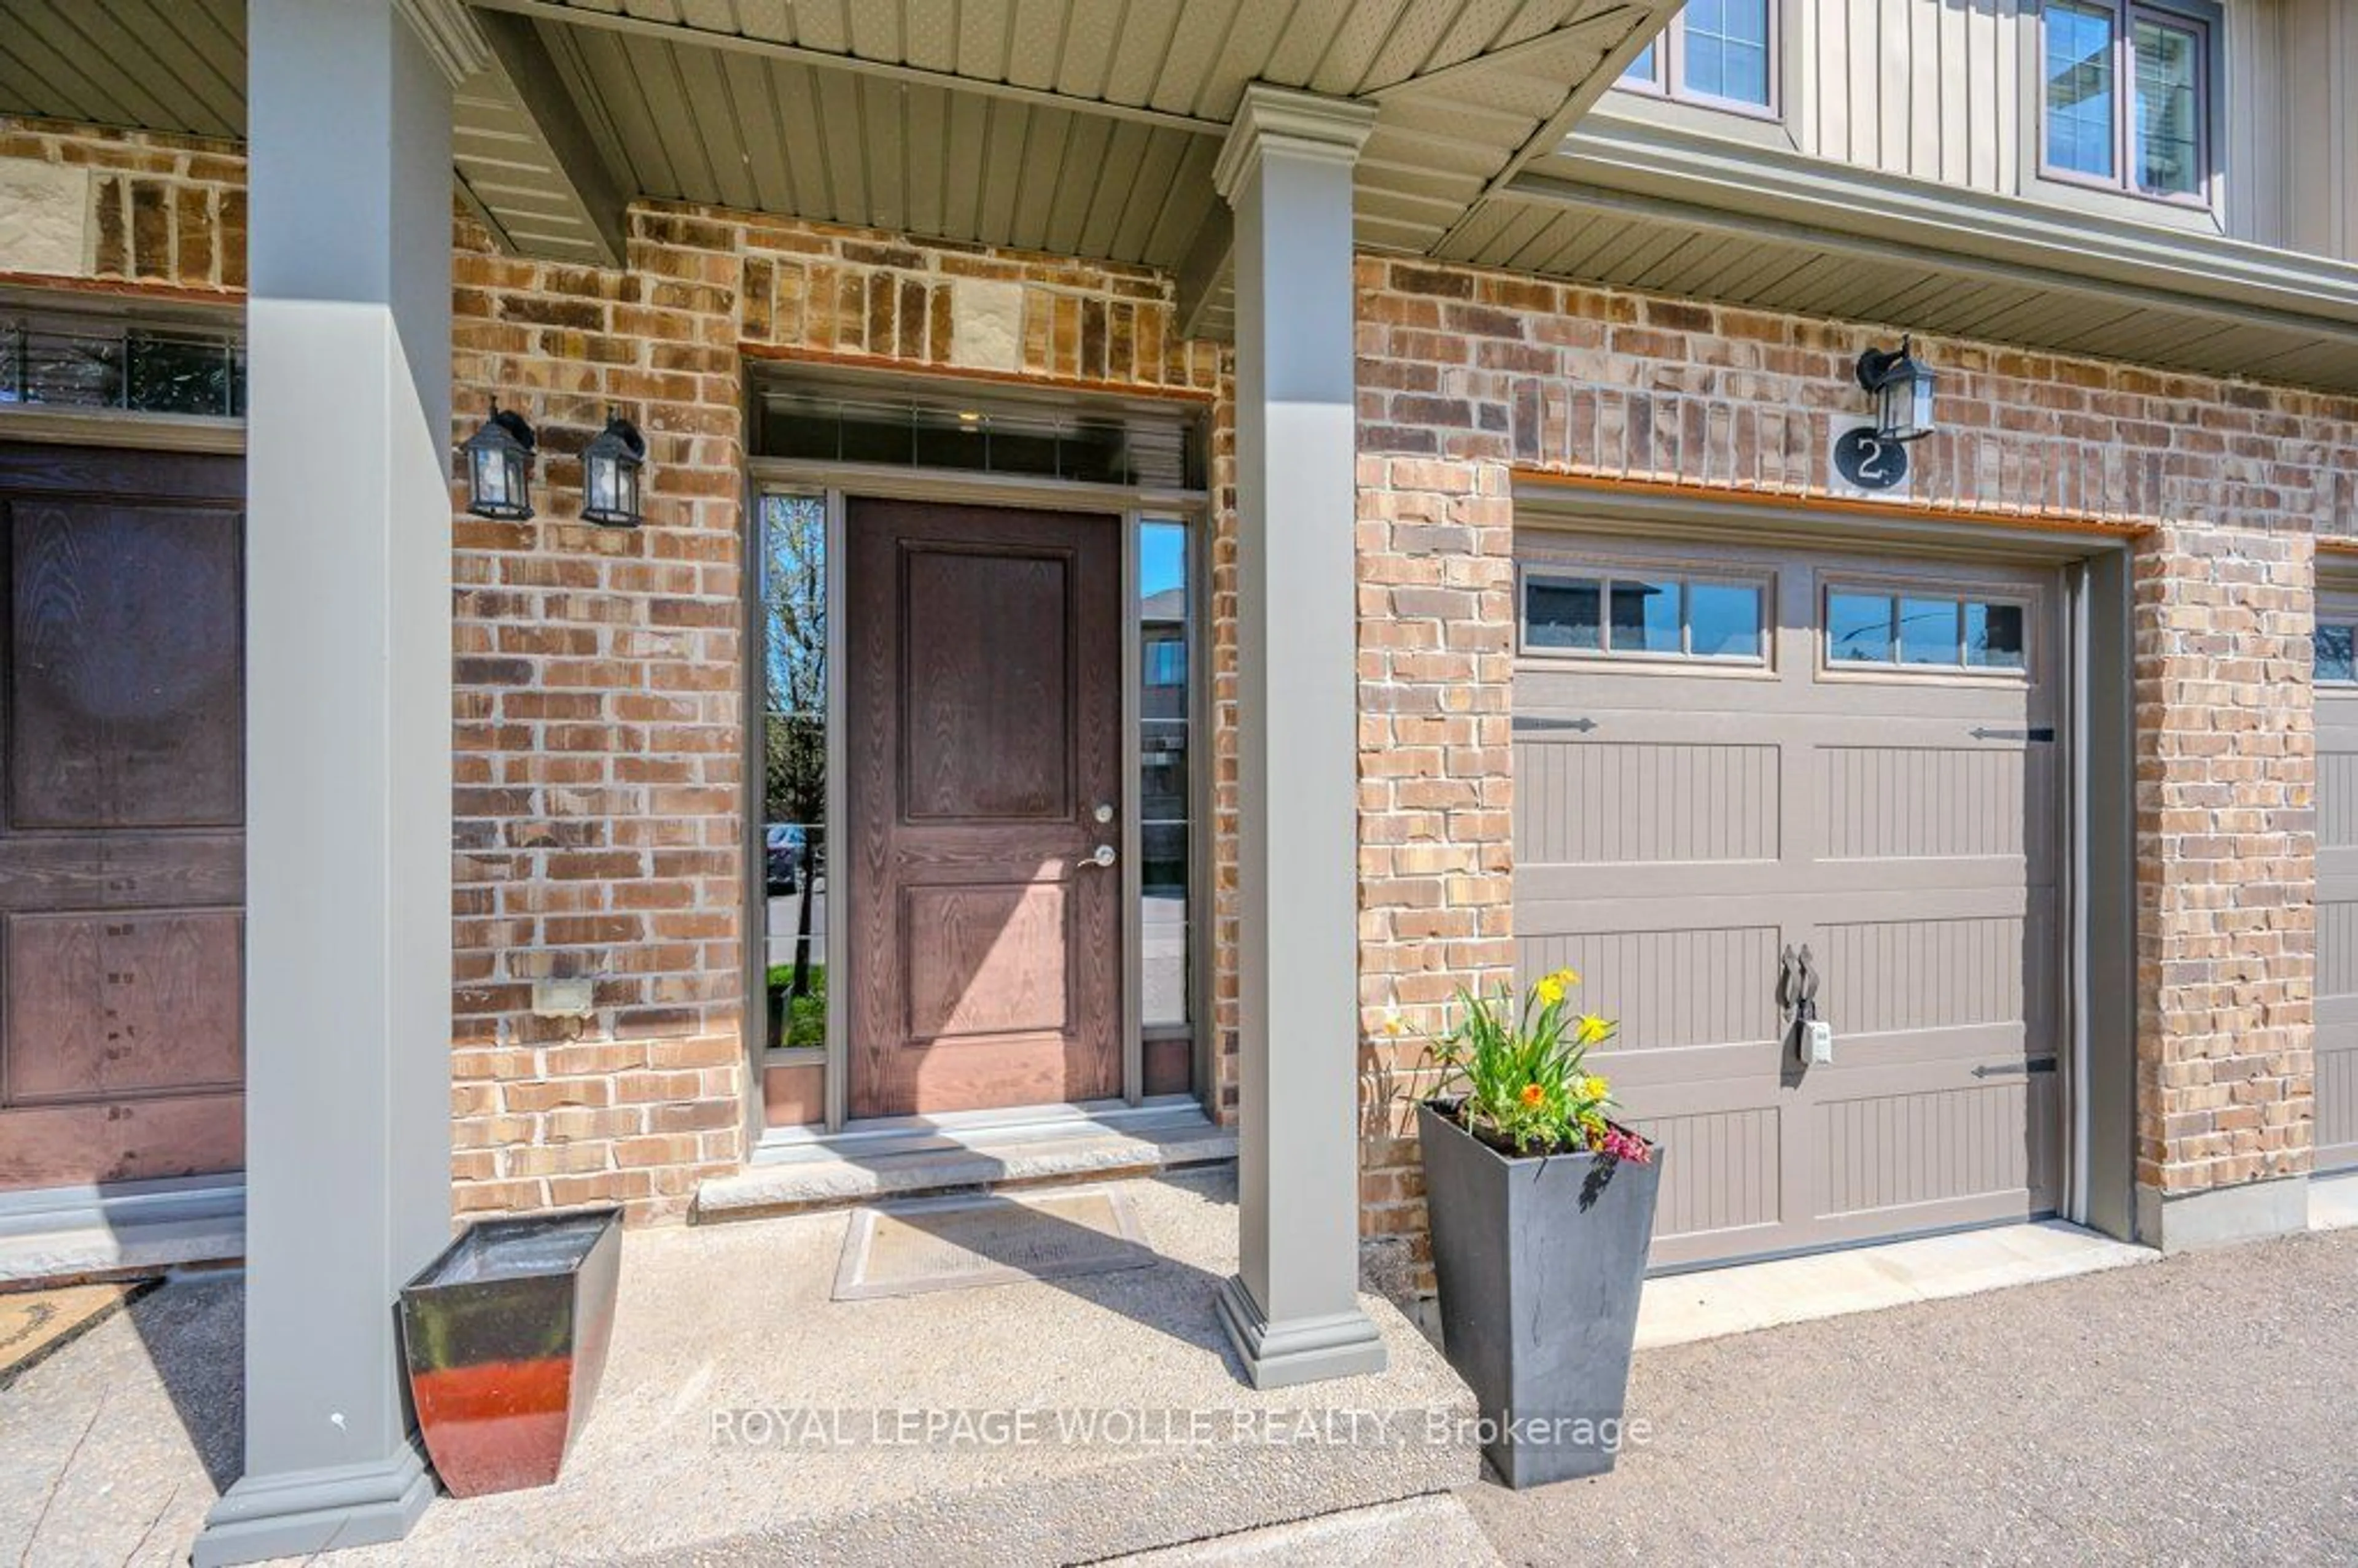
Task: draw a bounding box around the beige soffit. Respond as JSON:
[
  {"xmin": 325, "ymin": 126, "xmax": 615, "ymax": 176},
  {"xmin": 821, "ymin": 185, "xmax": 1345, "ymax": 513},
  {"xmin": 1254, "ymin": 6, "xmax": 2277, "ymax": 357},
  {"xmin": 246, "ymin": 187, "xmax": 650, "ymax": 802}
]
[{"xmin": 1469, "ymin": 114, "xmax": 2358, "ymax": 391}]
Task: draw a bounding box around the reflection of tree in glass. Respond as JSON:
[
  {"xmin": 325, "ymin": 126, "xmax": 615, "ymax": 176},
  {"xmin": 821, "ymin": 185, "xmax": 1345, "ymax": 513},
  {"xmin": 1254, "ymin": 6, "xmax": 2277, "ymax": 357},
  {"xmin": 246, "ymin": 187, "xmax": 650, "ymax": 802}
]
[
  {"xmin": 763, "ymin": 495, "xmax": 826, "ymax": 831},
  {"xmin": 763, "ymin": 495, "xmax": 828, "ymax": 1027}
]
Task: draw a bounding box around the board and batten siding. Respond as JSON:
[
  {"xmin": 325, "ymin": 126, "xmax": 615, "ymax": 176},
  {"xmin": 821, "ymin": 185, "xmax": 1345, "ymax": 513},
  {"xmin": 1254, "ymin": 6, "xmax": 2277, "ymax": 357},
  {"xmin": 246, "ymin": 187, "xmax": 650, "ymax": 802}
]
[
  {"xmin": 2265, "ymin": 0, "xmax": 2358, "ymax": 260},
  {"xmin": 1805, "ymin": 0, "xmax": 2025, "ymax": 195},
  {"xmin": 1757, "ymin": 0, "xmax": 2355, "ymax": 260}
]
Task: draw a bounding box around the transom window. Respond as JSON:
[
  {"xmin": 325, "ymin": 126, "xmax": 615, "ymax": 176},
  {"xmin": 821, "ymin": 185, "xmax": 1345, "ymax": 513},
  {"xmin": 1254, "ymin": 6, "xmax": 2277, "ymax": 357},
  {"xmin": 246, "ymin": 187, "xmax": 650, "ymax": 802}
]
[
  {"xmin": 2042, "ymin": 1, "xmax": 2211, "ymax": 202},
  {"xmin": 1522, "ymin": 570, "xmax": 1767, "ymax": 662},
  {"xmin": 2316, "ymin": 622, "xmax": 2357, "ymax": 685},
  {"xmin": 1618, "ymin": 1, "xmax": 1776, "ymax": 113},
  {"xmin": 1826, "ymin": 590, "xmax": 2027, "ymax": 671}
]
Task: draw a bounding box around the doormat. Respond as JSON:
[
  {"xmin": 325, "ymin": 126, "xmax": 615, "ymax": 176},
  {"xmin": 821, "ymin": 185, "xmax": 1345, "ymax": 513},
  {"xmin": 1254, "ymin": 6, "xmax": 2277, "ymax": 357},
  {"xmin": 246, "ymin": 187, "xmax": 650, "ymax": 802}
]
[
  {"xmin": 833, "ymin": 1187, "xmax": 1155, "ymax": 1301},
  {"xmin": 0, "ymin": 1280, "xmax": 149, "ymax": 1389}
]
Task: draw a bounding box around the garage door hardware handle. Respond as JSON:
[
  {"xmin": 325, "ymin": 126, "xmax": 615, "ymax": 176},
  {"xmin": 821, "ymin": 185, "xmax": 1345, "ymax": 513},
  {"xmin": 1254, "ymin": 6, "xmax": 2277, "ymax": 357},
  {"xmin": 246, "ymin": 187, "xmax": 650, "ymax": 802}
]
[
  {"xmin": 1971, "ymin": 1058, "xmax": 2058, "ymax": 1077},
  {"xmin": 1968, "ymin": 726, "xmax": 2055, "ymax": 742},
  {"xmin": 1777, "ymin": 943, "xmax": 1820, "ymax": 1025},
  {"xmin": 1515, "ymin": 716, "xmax": 1597, "ymax": 733}
]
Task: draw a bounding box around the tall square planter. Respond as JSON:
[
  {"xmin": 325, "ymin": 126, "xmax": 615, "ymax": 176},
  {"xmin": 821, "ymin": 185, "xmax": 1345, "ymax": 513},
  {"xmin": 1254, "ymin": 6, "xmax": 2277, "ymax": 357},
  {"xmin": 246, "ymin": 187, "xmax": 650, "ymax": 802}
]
[
  {"xmin": 1418, "ymin": 1101, "xmax": 1660, "ymax": 1488},
  {"xmin": 397, "ymin": 1206, "xmax": 623, "ymax": 1497}
]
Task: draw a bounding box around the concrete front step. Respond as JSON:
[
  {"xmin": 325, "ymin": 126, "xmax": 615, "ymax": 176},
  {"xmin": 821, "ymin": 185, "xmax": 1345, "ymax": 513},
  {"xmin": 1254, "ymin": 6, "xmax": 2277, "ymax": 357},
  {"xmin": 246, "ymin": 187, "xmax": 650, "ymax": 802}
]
[
  {"xmin": 696, "ymin": 1103, "xmax": 1238, "ymax": 1220},
  {"xmin": 0, "ymin": 1176, "xmax": 244, "ymax": 1287}
]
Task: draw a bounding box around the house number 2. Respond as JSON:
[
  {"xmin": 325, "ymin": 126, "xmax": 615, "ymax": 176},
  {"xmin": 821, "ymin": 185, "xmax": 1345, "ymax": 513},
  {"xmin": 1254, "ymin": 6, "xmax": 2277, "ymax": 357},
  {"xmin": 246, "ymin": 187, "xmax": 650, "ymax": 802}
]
[{"xmin": 1832, "ymin": 425, "xmax": 1909, "ymax": 492}]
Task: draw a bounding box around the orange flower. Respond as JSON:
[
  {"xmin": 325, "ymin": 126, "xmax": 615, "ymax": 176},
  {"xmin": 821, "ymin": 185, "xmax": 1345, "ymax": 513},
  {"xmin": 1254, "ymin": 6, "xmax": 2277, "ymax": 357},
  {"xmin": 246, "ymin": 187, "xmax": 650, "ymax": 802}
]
[{"xmin": 1519, "ymin": 1083, "xmax": 1546, "ymax": 1108}]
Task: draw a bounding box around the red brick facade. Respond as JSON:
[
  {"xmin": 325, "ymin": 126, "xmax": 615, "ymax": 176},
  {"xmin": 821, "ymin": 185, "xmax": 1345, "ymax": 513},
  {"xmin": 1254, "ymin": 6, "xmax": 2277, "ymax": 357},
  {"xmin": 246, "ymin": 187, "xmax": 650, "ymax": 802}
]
[
  {"xmin": 0, "ymin": 114, "xmax": 2339, "ymax": 1243},
  {"xmin": 447, "ymin": 206, "xmax": 1234, "ymax": 1219},
  {"xmin": 1352, "ymin": 254, "xmax": 2346, "ymax": 1256}
]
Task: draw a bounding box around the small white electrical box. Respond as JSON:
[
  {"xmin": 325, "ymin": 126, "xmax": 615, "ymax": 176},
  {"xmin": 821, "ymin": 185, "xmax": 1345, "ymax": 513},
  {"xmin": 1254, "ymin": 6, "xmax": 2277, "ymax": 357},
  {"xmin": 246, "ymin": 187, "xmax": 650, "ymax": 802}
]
[
  {"xmin": 1804, "ymin": 1020, "xmax": 1834, "ymax": 1065},
  {"xmin": 532, "ymin": 977, "xmax": 596, "ymax": 1018}
]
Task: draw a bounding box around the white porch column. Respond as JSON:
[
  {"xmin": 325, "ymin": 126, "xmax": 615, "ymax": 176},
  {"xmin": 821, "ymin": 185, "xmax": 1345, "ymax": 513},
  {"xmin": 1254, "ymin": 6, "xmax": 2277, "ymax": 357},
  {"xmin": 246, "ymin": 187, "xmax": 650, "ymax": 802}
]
[
  {"xmin": 1211, "ymin": 85, "xmax": 1386, "ymax": 1389},
  {"xmin": 195, "ymin": 2, "xmax": 469, "ymax": 1563}
]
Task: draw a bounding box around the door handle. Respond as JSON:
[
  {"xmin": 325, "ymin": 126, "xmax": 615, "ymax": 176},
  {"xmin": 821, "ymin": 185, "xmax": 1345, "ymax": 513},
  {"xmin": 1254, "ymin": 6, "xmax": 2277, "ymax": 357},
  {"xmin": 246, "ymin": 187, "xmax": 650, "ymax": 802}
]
[{"xmin": 1076, "ymin": 845, "xmax": 1117, "ymax": 869}]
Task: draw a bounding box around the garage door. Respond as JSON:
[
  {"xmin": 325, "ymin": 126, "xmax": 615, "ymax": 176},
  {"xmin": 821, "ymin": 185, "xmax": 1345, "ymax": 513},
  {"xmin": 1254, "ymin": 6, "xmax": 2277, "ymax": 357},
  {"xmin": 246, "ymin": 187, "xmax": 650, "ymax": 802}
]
[
  {"xmin": 1512, "ymin": 529, "xmax": 2065, "ymax": 1269},
  {"xmin": 2313, "ymin": 594, "xmax": 2358, "ymax": 1174}
]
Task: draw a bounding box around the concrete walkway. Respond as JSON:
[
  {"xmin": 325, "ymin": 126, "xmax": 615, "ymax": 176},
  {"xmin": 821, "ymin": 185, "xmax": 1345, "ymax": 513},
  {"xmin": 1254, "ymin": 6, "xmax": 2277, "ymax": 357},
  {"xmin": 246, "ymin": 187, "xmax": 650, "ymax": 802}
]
[
  {"xmin": 0, "ymin": 1168, "xmax": 1476, "ymax": 1567},
  {"xmin": 1466, "ymin": 1225, "xmax": 2358, "ymax": 1565},
  {"xmin": 5, "ymin": 1200, "xmax": 2351, "ymax": 1566}
]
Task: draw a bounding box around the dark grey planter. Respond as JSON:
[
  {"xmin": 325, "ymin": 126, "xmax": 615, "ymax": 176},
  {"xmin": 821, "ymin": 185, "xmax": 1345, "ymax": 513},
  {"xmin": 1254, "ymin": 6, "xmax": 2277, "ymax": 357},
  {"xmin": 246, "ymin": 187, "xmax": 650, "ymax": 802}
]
[{"xmin": 1418, "ymin": 1100, "xmax": 1662, "ymax": 1488}]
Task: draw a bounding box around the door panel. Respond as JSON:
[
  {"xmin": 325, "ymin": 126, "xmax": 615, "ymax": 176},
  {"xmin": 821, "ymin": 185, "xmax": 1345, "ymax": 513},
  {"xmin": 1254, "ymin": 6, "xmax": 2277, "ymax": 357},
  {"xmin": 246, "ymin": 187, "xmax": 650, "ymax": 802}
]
[
  {"xmin": 847, "ymin": 499, "xmax": 1122, "ymax": 1119},
  {"xmin": 0, "ymin": 443, "xmax": 244, "ymax": 1190},
  {"xmin": 1512, "ymin": 535, "xmax": 2064, "ymax": 1268}
]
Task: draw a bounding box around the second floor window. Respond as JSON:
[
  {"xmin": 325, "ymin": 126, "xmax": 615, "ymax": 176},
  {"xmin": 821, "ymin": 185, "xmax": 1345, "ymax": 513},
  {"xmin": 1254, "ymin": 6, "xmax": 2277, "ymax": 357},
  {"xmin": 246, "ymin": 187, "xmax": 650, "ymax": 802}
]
[
  {"xmin": 2043, "ymin": 1, "xmax": 2209, "ymax": 201},
  {"xmin": 1620, "ymin": 1, "xmax": 1775, "ymax": 114}
]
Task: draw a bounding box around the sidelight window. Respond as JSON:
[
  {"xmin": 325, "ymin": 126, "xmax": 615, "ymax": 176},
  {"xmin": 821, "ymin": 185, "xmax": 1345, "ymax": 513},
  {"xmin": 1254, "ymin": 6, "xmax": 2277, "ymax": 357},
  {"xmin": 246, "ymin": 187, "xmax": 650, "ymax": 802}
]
[
  {"xmin": 759, "ymin": 493, "xmax": 829, "ymax": 1052},
  {"xmin": 1140, "ymin": 519, "xmax": 1193, "ymax": 1034}
]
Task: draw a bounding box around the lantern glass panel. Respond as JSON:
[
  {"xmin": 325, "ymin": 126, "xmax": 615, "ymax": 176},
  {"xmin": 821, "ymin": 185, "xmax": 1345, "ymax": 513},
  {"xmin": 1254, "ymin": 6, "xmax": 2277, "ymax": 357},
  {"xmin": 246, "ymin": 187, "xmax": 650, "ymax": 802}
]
[
  {"xmin": 473, "ymin": 446, "xmax": 508, "ymax": 509},
  {"xmin": 588, "ymin": 451, "xmax": 620, "ymax": 515}
]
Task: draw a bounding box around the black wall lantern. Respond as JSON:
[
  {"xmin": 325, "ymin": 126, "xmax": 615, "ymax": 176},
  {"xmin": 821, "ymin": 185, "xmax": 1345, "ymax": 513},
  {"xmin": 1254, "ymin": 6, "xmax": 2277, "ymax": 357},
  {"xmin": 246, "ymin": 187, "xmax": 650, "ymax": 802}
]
[
  {"xmin": 1855, "ymin": 336, "xmax": 1937, "ymax": 443},
  {"xmin": 580, "ymin": 408, "xmax": 647, "ymax": 529},
  {"xmin": 462, "ymin": 399, "xmax": 536, "ymax": 521}
]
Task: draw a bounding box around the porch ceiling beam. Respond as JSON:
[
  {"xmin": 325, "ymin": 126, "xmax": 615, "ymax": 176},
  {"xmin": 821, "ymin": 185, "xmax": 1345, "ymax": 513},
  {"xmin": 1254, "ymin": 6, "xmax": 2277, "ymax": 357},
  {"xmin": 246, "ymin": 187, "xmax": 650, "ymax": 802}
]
[
  {"xmin": 468, "ymin": 7, "xmax": 630, "ymax": 266},
  {"xmin": 1428, "ymin": 0, "xmax": 1676, "ymax": 261},
  {"xmin": 1361, "ymin": 9, "xmax": 1635, "ymax": 100},
  {"xmin": 1173, "ymin": 204, "xmax": 1234, "ymax": 346},
  {"xmin": 463, "ymin": 0, "xmax": 1231, "ymax": 139}
]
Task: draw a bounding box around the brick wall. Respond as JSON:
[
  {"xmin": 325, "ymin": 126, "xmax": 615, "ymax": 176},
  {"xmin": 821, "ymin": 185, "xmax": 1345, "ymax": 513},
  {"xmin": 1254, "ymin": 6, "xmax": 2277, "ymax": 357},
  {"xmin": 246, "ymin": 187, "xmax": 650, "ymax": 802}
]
[
  {"xmin": 2, "ymin": 109, "xmax": 2339, "ymax": 1243},
  {"xmin": 449, "ymin": 206, "xmax": 1235, "ymax": 1219},
  {"xmin": 1352, "ymin": 254, "xmax": 2355, "ymax": 1257},
  {"xmin": 0, "ymin": 117, "xmax": 243, "ymax": 293}
]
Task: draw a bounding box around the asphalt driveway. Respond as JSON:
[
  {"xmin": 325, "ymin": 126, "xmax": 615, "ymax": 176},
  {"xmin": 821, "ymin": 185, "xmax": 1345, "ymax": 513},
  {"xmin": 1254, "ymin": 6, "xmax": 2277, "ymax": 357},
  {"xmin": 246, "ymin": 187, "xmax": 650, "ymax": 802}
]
[{"xmin": 1463, "ymin": 1227, "xmax": 2358, "ymax": 1566}]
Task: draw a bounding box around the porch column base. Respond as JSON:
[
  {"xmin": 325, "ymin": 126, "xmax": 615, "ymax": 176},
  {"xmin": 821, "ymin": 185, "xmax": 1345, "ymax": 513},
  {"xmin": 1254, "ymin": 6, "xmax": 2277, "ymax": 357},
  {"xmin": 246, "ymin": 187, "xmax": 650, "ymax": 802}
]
[
  {"xmin": 1216, "ymin": 1273, "xmax": 1387, "ymax": 1390},
  {"xmin": 192, "ymin": 1443, "xmax": 434, "ymax": 1568}
]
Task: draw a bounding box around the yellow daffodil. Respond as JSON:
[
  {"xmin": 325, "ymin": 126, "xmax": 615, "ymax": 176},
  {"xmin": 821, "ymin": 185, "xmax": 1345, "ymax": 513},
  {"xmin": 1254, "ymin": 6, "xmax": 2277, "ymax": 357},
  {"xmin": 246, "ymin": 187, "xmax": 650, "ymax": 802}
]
[
  {"xmin": 1574, "ymin": 1013, "xmax": 1613, "ymax": 1045},
  {"xmin": 1579, "ymin": 1074, "xmax": 1610, "ymax": 1103},
  {"xmin": 1533, "ymin": 974, "xmax": 1566, "ymax": 1007},
  {"xmin": 1379, "ymin": 1008, "xmax": 1406, "ymax": 1038}
]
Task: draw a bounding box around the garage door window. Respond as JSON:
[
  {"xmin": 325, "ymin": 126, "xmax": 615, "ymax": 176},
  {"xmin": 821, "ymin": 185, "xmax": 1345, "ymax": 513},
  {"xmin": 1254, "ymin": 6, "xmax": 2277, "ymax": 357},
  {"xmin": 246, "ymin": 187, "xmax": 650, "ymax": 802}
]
[
  {"xmin": 1523, "ymin": 569, "xmax": 1764, "ymax": 662},
  {"xmin": 1827, "ymin": 589, "xmax": 2026, "ymax": 672},
  {"xmin": 2317, "ymin": 621, "xmax": 2357, "ymax": 685}
]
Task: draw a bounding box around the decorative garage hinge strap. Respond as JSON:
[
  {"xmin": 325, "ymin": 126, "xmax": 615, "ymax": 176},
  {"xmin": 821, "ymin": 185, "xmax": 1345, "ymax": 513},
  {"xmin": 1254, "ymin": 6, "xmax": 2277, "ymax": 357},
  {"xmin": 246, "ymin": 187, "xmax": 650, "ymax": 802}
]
[
  {"xmin": 1513, "ymin": 716, "xmax": 1598, "ymax": 733},
  {"xmin": 1967, "ymin": 726, "xmax": 2056, "ymax": 742}
]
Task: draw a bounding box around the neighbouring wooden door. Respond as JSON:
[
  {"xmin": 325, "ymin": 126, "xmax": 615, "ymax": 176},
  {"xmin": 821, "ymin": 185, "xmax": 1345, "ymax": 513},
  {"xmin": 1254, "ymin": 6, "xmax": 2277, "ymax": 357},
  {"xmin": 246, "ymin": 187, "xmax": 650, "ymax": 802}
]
[
  {"xmin": 847, "ymin": 499, "xmax": 1123, "ymax": 1119},
  {"xmin": 0, "ymin": 443, "xmax": 245, "ymax": 1191}
]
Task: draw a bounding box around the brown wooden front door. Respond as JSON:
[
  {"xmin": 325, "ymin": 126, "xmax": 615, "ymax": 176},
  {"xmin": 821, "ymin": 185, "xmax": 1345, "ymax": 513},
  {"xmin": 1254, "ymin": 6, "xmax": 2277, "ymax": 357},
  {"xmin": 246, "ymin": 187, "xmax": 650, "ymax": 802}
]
[
  {"xmin": 0, "ymin": 443, "xmax": 245, "ymax": 1190},
  {"xmin": 846, "ymin": 499, "xmax": 1123, "ymax": 1119}
]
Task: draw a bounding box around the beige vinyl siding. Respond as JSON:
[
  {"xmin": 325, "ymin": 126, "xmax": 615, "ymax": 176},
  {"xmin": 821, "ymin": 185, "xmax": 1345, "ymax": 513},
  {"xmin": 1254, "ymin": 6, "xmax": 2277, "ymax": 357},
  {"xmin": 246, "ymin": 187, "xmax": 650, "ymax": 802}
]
[
  {"xmin": 2271, "ymin": 0, "xmax": 2358, "ymax": 260},
  {"xmin": 1807, "ymin": 0, "xmax": 2021, "ymax": 194},
  {"xmin": 1624, "ymin": 0, "xmax": 2358, "ymax": 260}
]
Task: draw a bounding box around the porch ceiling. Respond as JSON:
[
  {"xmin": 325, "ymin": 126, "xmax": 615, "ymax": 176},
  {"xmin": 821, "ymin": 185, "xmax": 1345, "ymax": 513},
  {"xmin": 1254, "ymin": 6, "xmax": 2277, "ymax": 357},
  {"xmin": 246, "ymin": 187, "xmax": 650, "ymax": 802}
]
[{"xmin": 0, "ymin": 0, "xmax": 1675, "ymax": 337}]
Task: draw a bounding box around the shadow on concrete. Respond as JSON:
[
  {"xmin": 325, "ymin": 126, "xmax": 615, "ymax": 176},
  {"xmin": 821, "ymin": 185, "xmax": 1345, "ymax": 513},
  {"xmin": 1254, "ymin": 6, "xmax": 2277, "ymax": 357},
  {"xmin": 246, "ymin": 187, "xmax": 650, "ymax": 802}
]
[{"xmin": 124, "ymin": 1269, "xmax": 244, "ymax": 1494}]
